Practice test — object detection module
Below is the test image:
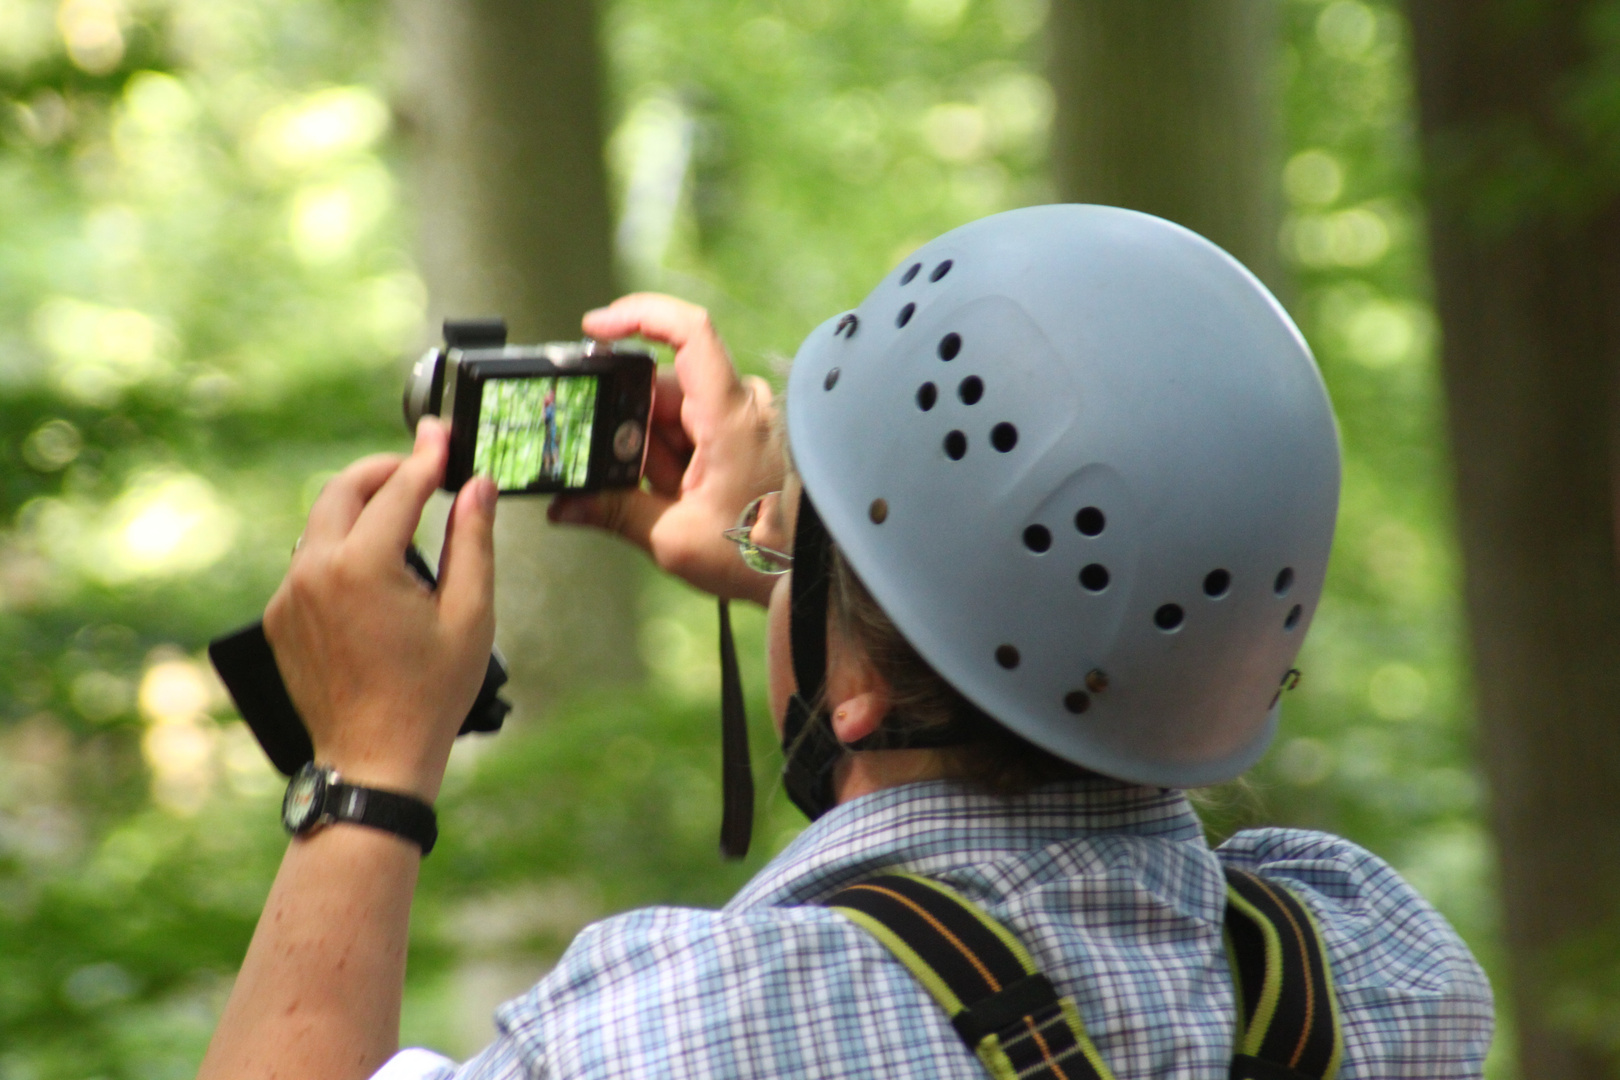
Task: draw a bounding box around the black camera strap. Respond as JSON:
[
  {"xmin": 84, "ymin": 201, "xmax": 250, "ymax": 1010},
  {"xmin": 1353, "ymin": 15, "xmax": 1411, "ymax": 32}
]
[{"xmin": 717, "ymin": 598, "xmax": 754, "ymax": 860}]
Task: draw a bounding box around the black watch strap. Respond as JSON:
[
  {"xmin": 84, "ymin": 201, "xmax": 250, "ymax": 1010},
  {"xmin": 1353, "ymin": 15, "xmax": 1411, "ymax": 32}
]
[{"xmin": 327, "ymin": 780, "xmax": 438, "ymax": 855}]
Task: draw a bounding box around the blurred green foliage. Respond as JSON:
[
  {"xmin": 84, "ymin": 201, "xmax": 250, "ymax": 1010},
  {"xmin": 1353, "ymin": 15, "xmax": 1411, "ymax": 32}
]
[{"xmin": 0, "ymin": 0, "xmax": 1505, "ymax": 1076}]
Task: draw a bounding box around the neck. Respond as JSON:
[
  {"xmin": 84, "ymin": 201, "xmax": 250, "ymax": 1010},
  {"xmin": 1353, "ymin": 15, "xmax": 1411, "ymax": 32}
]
[{"xmin": 833, "ymin": 748, "xmax": 954, "ymax": 804}]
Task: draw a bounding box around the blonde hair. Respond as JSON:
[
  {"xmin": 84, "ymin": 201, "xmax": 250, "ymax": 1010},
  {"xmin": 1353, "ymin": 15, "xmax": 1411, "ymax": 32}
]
[{"xmin": 826, "ymin": 544, "xmax": 1096, "ymax": 795}]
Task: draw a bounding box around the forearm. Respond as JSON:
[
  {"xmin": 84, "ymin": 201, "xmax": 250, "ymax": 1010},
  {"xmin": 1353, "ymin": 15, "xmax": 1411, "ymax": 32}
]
[{"xmin": 199, "ymin": 825, "xmax": 421, "ymax": 1080}]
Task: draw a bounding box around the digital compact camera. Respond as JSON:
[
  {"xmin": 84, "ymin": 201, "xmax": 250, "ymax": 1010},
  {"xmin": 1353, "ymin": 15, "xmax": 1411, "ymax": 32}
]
[{"xmin": 403, "ymin": 318, "xmax": 656, "ymax": 494}]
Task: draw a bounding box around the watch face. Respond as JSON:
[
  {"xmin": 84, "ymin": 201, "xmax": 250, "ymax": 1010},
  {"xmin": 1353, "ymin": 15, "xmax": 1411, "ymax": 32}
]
[{"xmin": 282, "ymin": 765, "xmax": 327, "ymax": 833}]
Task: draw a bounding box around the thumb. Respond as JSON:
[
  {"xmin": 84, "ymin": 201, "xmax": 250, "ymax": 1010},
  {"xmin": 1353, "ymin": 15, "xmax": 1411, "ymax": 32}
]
[{"xmin": 437, "ymin": 476, "xmax": 497, "ymax": 634}]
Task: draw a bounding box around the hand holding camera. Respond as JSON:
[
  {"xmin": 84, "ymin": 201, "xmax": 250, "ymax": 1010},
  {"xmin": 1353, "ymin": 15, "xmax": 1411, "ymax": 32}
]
[
  {"xmin": 215, "ymin": 295, "xmax": 777, "ymax": 801},
  {"xmin": 260, "ymin": 420, "xmax": 497, "ymax": 803},
  {"xmin": 549, "ymin": 293, "xmax": 785, "ymax": 607}
]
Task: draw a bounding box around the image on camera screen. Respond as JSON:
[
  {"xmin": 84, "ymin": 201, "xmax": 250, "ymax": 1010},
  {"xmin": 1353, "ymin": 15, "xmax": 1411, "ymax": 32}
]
[{"xmin": 473, "ymin": 375, "xmax": 598, "ymax": 490}]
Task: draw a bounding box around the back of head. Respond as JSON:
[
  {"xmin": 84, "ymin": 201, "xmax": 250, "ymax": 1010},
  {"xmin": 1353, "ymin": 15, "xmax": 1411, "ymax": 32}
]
[{"xmin": 787, "ymin": 205, "xmax": 1340, "ymax": 789}]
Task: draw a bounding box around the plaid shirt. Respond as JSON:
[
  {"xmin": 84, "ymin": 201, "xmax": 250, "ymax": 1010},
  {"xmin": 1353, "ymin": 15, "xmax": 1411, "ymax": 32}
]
[{"xmin": 377, "ymin": 779, "xmax": 1492, "ymax": 1080}]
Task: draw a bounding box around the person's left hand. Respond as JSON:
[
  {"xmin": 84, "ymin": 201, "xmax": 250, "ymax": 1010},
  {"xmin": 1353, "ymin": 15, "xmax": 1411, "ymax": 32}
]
[
  {"xmin": 549, "ymin": 294, "xmax": 783, "ymax": 605},
  {"xmin": 263, "ymin": 418, "xmax": 496, "ymax": 802}
]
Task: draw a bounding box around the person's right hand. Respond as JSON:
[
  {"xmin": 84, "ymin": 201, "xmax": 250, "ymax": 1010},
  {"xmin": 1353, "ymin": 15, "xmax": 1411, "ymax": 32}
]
[
  {"xmin": 549, "ymin": 294, "xmax": 783, "ymax": 606},
  {"xmin": 264, "ymin": 419, "xmax": 496, "ymax": 802}
]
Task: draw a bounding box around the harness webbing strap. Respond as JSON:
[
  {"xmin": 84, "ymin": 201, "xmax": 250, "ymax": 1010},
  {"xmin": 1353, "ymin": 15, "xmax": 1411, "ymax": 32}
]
[
  {"xmin": 1223, "ymin": 867, "xmax": 1343, "ymax": 1080},
  {"xmin": 826, "ymin": 868, "xmax": 1342, "ymax": 1080},
  {"xmin": 827, "ymin": 873, "xmax": 1115, "ymax": 1080}
]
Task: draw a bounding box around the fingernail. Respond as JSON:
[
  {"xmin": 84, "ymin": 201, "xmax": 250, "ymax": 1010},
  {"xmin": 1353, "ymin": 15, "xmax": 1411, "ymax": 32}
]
[
  {"xmin": 415, "ymin": 417, "xmax": 433, "ymax": 449},
  {"xmin": 477, "ymin": 478, "xmax": 497, "ymax": 514}
]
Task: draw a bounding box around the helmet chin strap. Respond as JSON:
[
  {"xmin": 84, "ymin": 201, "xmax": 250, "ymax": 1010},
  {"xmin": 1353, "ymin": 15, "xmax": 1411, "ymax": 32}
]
[
  {"xmin": 779, "ymin": 488, "xmax": 1001, "ymax": 821},
  {"xmin": 781, "ymin": 489, "xmax": 842, "ymax": 821}
]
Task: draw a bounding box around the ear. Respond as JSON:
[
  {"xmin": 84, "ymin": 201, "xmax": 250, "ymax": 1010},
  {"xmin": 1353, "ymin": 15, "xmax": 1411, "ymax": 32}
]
[
  {"xmin": 829, "ymin": 687, "xmax": 890, "ymax": 746},
  {"xmin": 824, "ymin": 631, "xmax": 892, "ymax": 746}
]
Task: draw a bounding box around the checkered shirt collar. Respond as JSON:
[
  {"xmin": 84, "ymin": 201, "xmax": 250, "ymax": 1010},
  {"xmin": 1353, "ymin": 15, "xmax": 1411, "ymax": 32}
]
[{"xmin": 727, "ymin": 778, "xmax": 1206, "ymax": 912}]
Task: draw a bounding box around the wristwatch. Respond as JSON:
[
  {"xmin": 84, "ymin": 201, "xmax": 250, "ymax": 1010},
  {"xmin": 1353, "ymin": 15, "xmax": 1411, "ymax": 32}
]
[{"xmin": 281, "ymin": 762, "xmax": 438, "ymax": 855}]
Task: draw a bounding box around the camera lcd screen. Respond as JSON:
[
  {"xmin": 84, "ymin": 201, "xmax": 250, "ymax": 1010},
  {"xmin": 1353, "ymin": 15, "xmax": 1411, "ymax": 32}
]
[{"xmin": 473, "ymin": 375, "xmax": 599, "ymax": 490}]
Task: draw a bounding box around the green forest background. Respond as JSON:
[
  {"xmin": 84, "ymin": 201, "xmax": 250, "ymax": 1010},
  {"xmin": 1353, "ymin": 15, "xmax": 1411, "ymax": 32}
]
[{"xmin": 0, "ymin": 0, "xmax": 1540, "ymax": 1076}]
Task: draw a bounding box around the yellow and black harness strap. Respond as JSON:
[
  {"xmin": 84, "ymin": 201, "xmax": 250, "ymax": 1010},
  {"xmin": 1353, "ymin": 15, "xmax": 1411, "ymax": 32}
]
[
  {"xmin": 826, "ymin": 869, "xmax": 1343, "ymax": 1080},
  {"xmin": 1222, "ymin": 867, "xmax": 1343, "ymax": 1080},
  {"xmin": 826, "ymin": 873, "xmax": 1115, "ymax": 1080}
]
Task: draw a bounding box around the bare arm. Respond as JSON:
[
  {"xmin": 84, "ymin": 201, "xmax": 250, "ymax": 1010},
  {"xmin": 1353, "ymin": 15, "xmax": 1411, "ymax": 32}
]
[{"xmin": 199, "ymin": 419, "xmax": 496, "ymax": 1080}]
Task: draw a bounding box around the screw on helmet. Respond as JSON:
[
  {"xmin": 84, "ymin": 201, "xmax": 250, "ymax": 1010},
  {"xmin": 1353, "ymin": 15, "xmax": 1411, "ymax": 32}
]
[{"xmin": 785, "ymin": 205, "xmax": 1340, "ymax": 789}]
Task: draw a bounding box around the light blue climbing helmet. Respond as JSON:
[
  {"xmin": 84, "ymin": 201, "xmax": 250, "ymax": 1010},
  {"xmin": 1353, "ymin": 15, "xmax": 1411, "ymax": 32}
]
[{"xmin": 785, "ymin": 205, "xmax": 1340, "ymax": 788}]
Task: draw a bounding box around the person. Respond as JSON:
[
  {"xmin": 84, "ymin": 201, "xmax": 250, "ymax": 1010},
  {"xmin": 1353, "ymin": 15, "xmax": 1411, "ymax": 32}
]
[
  {"xmin": 540, "ymin": 386, "xmax": 558, "ymax": 479},
  {"xmin": 197, "ymin": 206, "xmax": 1493, "ymax": 1080}
]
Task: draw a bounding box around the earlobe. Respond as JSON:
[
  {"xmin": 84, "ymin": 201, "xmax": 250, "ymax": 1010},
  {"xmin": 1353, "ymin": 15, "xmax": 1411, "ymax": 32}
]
[{"xmin": 829, "ymin": 689, "xmax": 888, "ymax": 746}]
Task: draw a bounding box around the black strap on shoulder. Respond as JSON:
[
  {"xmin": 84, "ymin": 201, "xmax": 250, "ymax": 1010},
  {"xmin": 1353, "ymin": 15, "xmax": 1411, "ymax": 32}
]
[
  {"xmin": 825, "ymin": 873, "xmax": 1115, "ymax": 1080},
  {"xmin": 826, "ymin": 868, "xmax": 1343, "ymax": 1080},
  {"xmin": 1223, "ymin": 867, "xmax": 1343, "ymax": 1080}
]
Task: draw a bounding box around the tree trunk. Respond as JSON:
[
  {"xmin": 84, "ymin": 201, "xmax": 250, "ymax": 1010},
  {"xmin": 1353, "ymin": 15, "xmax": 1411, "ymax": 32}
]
[
  {"xmin": 1406, "ymin": 4, "xmax": 1620, "ymax": 1077},
  {"xmin": 1046, "ymin": 0, "xmax": 1283, "ymax": 291},
  {"xmin": 393, "ymin": 0, "xmax": 645, "ymax": 704}
]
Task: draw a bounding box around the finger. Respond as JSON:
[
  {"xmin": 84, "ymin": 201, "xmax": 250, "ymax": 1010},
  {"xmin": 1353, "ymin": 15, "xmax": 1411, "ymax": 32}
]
[
  {"xmin": 742, "ymin": 374, "xmax": 774, "ymax": 413},
  {"xmin": 585, "ymin": 294, "xmax": 741, "ymax": 406},
  {"xmin": 349, "ymin": 418, "xmax": 450, "ymax": 559},
  {"xmin": 303, "ymin": 454, "xmax": 406, "ymax": 548},
  {"xmin": 652, "ymin": 369, "xmax": 684, "ymax": 428},
  {"xmin": 642, "ymin": 432, "xmax": 688, "ymax": 495},
  {"xmin": 549, "ymin": 488, "xmax": 673, "ymax": 554},
  {"xmin": 649, "ymin": 372, "xmax": 693, "ymax": 467},
  {"xmin": 437, "ymin": 477, "xmax": 497, "ymax": 634},
  {"xmin": 583, "ymin": 293, "xmax": 714, "ymax": 350}
]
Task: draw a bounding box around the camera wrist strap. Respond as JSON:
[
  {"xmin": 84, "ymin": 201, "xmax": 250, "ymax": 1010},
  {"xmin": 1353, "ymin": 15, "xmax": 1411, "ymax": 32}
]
[{"xmin": 717, "ymin": 598, "xmax": 754, "ymax": 860}]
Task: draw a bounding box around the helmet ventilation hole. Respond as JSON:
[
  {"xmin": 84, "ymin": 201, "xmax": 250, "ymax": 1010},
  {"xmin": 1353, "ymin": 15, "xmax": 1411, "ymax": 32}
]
[
  {"xmin": 958, "ymin": 376, "xmax": 983, "ymax": 404},
  {"xmin": 995, "ymin": 644, "xmax": 1020, "ymax": 669},
  {"xmin": 1274, "ymin": 567, "xmax": 1294, "ymax": 596},
  {"xmin": 1284, "ymin": 604, "xmax": 1302, "ymax": 631},
  {"xmin": 824, "ymin": 367, "xmax": 840, "ymax": 390},
  {"xmin": 897, "ymin": 303, "xmax": 915, "ymax": 327},
  {"xmin": 938, "ymin": 333, "xmax": 962, "ymax": 361},
  {"xmin": 1075, "ymin": 507, "xmax": 1105, "ymax": 536},
  {"xmin": 1154, "ymin": 604, "xmax": 1185, "ymax": 632},
  {"xmin": 901, "ymin": 262, "xmax": 921, "ymax": 285},
  {"xmin": 930, "ymin": 259, "xmax": 954, "ymax": 282},
  {"xmin": 916, "ymin": 382, "xmax": 938, "ymax": 411},
  {"xmin": 869, "ymin": 499, "xmax": 889, "ymax": 524},
  {"xmin": 944, "ymin": 430, "xmax": 967, "ymax": 459},
  {"xmin": 990, "ymin": 423, "xmax": 1018, "ymax": 452},
  {"xmin": 1203, "ymin": 569, "xmax": 1231, "ymax": 597},
  {"xmin": 1063, "ymin": 690, "xmax": 1091, "ymax": 714},
  {"xmin": 1022, "ymin": 524, "xmax": 1051, "ymax": 553},
  {"xmin": 1079, "ymin": 563, "xmax": 1110, "ymax": 592}
]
